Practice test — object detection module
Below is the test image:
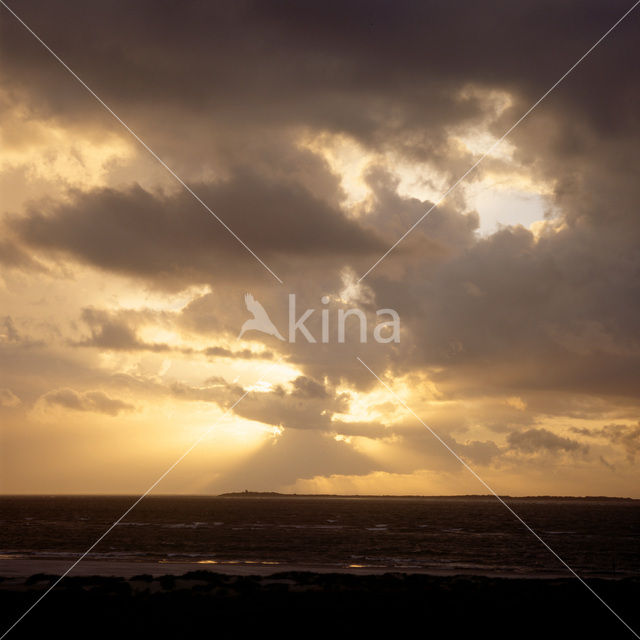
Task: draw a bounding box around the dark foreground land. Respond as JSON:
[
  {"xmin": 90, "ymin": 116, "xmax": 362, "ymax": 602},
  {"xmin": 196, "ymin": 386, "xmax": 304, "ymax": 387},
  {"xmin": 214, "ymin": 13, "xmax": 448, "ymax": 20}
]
[{"xmin": 1, "ymin": 571, "xmax": 638, "ymax": 639}]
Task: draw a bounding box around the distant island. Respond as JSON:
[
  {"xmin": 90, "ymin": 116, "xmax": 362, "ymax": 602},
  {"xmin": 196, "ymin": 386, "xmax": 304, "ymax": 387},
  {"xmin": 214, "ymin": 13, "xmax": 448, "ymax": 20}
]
[{"xmin": 217, "ymin": 491, "xmax": 636, "ymax": 501}]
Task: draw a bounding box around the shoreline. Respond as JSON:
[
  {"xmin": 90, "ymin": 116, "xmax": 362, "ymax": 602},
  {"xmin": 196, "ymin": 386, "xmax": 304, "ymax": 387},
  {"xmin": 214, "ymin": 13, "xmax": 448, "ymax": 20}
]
[{"xmin": 0, "ymin": 557, "xmax": 633, "ymax": 580}]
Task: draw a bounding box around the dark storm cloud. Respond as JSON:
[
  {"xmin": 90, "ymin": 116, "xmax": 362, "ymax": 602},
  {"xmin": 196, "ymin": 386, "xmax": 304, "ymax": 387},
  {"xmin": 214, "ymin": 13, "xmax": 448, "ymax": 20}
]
[
  {"xmin": 507, "ymin": 428, "xmax": 587, "ymax": 454},
  {"xmin": 9, "ymin": 170, "xmax": 386, "ymax": 288},
  {"xmin": 2, "ymin": 0, "xmax": 639, "ymax": 214},
  {"xmin": 360, "ymin": 166, "xmax": 480, "ymax": 257},
  {"xmin": 42, "ymin": 388, "xmax": 134, "ymax": 416},
  {"xmin": 366, "ymin": 191, "xmax": 640, "ymax": 401},
  {"xmin": 457, "ymin": 438, "xmax": 501, "ymax": 465},
  {"xmin": 2, "ymin": 1, "xmax": 638, "ymax": 159},
  {"xmin": 0, "ymin": 1, "xmax": 488, "ymax": 158}
]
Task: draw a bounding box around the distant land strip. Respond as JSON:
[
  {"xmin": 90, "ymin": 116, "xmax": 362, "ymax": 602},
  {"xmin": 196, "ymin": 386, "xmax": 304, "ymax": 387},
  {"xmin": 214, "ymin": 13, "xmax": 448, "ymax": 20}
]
[{"xmin": 216, "ymin": 491, "xmax": 638, "ymax": 501}]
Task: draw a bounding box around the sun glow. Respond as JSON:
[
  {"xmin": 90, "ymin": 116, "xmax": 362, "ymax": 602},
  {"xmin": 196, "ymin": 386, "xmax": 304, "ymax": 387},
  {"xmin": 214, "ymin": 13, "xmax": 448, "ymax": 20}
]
[{"xmin": 0, "ymin": 102, "xmax": 133, "ymax": 188}]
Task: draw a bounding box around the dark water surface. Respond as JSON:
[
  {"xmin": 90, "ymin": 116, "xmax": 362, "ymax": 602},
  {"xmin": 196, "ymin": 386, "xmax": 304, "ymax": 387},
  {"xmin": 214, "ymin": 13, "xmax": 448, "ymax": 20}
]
[{"xmin": 1, "ymin": 496, "xmax": 638, "ymax": 577}]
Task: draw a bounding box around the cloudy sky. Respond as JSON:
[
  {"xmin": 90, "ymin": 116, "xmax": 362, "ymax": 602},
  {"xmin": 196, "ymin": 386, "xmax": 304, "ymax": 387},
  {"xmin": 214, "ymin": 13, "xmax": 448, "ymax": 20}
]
[{"xmin": 1, "ymin": 0, "xmax": 639, "ymax": 496}]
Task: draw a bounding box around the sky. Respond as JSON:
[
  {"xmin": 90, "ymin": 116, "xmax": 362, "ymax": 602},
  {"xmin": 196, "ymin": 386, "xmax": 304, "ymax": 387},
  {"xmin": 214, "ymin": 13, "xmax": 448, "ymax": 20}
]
[{"xmin": 1, "ymin": 0, "xmax": 639, "ymax": 497}]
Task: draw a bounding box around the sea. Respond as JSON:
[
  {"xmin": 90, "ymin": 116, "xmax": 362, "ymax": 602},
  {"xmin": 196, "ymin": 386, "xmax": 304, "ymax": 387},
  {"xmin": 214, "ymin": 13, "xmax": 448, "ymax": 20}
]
[{"xmin": 1, "ymin": 495, "xmax": 638, "ymax": 578}]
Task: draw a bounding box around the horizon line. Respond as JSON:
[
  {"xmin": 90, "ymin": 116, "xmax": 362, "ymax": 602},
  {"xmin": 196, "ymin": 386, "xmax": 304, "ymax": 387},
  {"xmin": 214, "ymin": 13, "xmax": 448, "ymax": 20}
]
[{"xmin": 1, "ymin": 491, "xmax": 638, "ymax": 500}]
